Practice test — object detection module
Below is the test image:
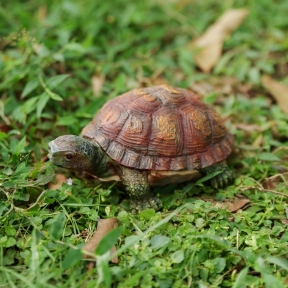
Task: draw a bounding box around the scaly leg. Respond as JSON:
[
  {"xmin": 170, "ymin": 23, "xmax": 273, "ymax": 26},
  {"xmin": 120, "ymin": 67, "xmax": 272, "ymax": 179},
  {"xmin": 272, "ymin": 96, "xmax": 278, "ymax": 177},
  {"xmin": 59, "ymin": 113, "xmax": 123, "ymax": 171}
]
[
  {"xmin": 117, "ymin": 166, "xmax": 161, "ymax": 213},
  {"xmin": 201, "ymin": 161, "xmax": 235, "ymax": 189}
]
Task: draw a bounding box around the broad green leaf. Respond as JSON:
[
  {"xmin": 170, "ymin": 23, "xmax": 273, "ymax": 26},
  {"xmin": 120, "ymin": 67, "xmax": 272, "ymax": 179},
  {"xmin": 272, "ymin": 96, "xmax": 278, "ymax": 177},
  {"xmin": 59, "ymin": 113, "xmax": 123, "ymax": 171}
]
[
  {"xmin": 258, "ymin": 153, "xmax": 280, "ymax": 162},
  {"xmin": 139, "ymin": 208, "xmax": 155, "ymax": 220},
  {"xmin": 214, "ymin": 258, "xmax": 226, "ymax": 273},
  {"xmin": 3, "ymin": 249, "xmax": 16, "ymax": 266},
  {"xmin": 196, "ymin": 171, "xmax": 222, "ymax": 184},
  {"xmin": 182, "ymin": 182, "xmax": 195, "ymax": 194},
  {"xmin": 280, "ymin": 232, "xmax": 288, "ymax": 243},
  {"xmin": 2, "ymin": 167, "xmax": 13, "ymax": 176},
  {"xmin": 2, "ymin": 181, "xmax": 15, "ymax": 188},
  {"xmin": 21, "ymin": 96, "xmax": 38, "ymax": 114},
  {"xmin": 195, "ymin": 218, "xmax": 205, "ymax": 228},
  {"xmin": 195, "ymin": 234, "xmax": 230, "ymax": 248},
  {"xmin": 13, "ymin": 136, "xmax": 26, "ymax": 156},
  {"xmin": 5, "ymin": 226, "xmax": 16, "ymax": 236},
  {"xmin": 262, "ymin": 273, "xmax": 283, "ymax": 288},
  {"xmin": 0, "ymin": 204, "xmax": 6, "ymax": 217},
  {"xmin": 21, "ymin": 78, "xmax": 39, "ymax": 98},
  {"xmin": 46, "ymin": 89, "xmax": 63, "ymax": 101},
  {"xmin": 256, "ymin": 257, "xmax": 281, "ymax": 288},
  {"xmin": 57, "ymin": 116, "xmax": 77, "ymax": 126},
  {"xmin": 199, "ymin": 267, "xmax": 209, "ymax": 282},
  {"xmin": 6, "ymin": 237, "xmax": 16, "ymax": 247},
  {"xmin": 232, "ymin": 267, "xmax": 248, "ymax": 288},
  {"xmin": 36, "ymin": 93, "xmax": 50, "ymax": 118},
  {"xmin": 62, "ymin": 248, "xmax": 82, "ymax": 270},
  {"xmin": 35, "ymin": 174, "xmax": 55, "ymax": 185},
  {"xmin": 267, "ymin": 257, "xmax": 288, "ymax": 271},
  {"xmin": 230, "ymin": 248, "xmax": 257, "ymax": 263},
  {"xmin": 30, "ymin": 229, "xmax": 39, "ymax": 276},
  {"xmin": 0, "ymin": 131, "xmax": 7, "ymax": 141},
  {"xmin": 150, "ymin": 235, "xmax": 170, "ymax": 250},
  {"xmin": 95, "ymin": 226, "xmax": 122, "ymax": 256},
  {"xmin": 102, "ymin": 262, "xmax": 112, "ymax": 288},
  {"xmin": 170, "ymin": 250, "xmax": 184, "ymax": 263},
  {"xmin": 0, "ymin": 236, "xmax": 7, "ymax": 245},
  {"xmin": 13, "ymin": 163, "xmax": 30, "ymax": 178},
  {"xmin": 46, "ymin": 74, "xmax": 70, "ymax": 89},
  {"xmin": 124, "ymin": 235, "xmax": 139, "ymax": 246},
  {"xmin": 66, "ymin": 43, "xmax": 86, "ymax": 52},
  {"xmin": 50, "ymin": 212, "xmax": 66, "ymax": 240}
]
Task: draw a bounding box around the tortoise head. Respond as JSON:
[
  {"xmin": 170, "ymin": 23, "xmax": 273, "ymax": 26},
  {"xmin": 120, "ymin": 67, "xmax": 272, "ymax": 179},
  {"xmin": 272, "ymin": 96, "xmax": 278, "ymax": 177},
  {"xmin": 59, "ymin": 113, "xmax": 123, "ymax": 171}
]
[{"xmin": 48, "ymin": 135, "xmax": 98, "ymax": 172}]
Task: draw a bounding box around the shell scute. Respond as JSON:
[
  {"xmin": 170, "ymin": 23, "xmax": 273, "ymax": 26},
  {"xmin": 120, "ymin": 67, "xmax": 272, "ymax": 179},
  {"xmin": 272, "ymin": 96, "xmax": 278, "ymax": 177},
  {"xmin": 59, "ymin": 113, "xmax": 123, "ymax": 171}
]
[
  {"xmin": 117, "ymin": 113, "xmax": 151, "ymax": 153},
  {"xmin": 82, "ymin": 85, "xmax": 234, "ymax": 170},
  {"xmin": 149, "ymin": 107, "xmax": 184, "ymax": 157}
]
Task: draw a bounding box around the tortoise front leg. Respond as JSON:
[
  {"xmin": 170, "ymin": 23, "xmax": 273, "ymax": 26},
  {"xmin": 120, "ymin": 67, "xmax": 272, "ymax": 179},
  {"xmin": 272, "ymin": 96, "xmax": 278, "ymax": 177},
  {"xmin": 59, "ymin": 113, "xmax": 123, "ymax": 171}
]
[
  {"xmin": 201, "ymin": 161, "xmax": 235, "ymax": 189},
  {"xmin": 117, "ymin": 166, "xmax": 161, "ymax": 213}
]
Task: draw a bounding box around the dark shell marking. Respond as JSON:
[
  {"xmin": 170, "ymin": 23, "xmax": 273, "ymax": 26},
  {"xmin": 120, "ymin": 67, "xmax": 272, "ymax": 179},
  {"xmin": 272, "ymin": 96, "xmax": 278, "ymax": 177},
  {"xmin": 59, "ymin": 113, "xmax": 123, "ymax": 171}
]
[{"xmin": 81, "ymin": 85, "xmax": 234, "ymax": 171}]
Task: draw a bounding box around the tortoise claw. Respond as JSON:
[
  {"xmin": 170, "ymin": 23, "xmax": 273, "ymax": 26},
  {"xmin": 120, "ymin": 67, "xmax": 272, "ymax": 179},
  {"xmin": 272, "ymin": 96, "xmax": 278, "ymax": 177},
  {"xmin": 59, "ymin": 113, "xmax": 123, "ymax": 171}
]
[
  {"xmin": 130, "ymin": 196, "xmax": 162, "ymax": 213},
  {"xmin": 210, "ymin": 168, "xmax": 235, "ymax": 189}
]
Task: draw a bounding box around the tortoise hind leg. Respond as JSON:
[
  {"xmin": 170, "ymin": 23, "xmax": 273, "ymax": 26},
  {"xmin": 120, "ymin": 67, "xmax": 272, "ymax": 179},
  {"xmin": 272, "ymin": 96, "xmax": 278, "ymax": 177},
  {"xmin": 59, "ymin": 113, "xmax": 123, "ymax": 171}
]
[
  {"xmin": 201, "ymin": 161, "xmax": 235, "ymax": 189},
  {"xmin": 117, "ymin": 166, "xmax": 162, "ymax": 213}
]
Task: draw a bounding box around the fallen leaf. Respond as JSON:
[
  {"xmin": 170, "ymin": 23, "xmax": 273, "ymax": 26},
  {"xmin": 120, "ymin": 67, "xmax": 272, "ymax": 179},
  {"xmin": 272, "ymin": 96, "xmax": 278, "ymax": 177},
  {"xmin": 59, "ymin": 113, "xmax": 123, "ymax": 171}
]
[
  {"xmin": 262, "ymin": 172, "xmax": 288, "ymax": 190},
  {"xmin": 0, "ymin": 123, "xmax": 11, "ymax": 133},
  {"xmin": 282, "ymin": 219, "xmax": 288, "ymax": 226},
  {"xmin": 252, "ymin": 134, "xmax": 263, "ymax": 148},
  {"xmin": 274, "ymin": 146, "xmax": 288, "ymax": 163},
  {"xmin": 235, "ymin": 123, "xmax": 263, "ymax": 132},
  {"xmin": 91, "ymin": 74, "xmax": 105, "ymax": 97},
  {"xmin": 82, "ymin": 218, "xmax": 119, "ymax": 264},
  {"xmin": 150, "ymin": 77, "xmax": 169, "ymax": 86},
  {"xmin": 36, "ymin": 6, "xmax": 47, "ymax": 21},
  {"xmin": 201, "ymin": 196, "xmax": 250, "ymax": 212},
  {"xmin": 189, "ymin": 76, "xmax": 239, "ymax": 96},
  {"xmin": 262, "ymin": 75, "xmax": 288, "ymax": 114},
  {"xmin": 48, "ymin": 174, "xmax": 67, "ymax": 190},
  {"xmin": 237, "ymin": 83, "xmax": 253, "ymax": 96},
  {"xmin": 190, "ymin": 9, "xmax": 249, "ymax": 73}
]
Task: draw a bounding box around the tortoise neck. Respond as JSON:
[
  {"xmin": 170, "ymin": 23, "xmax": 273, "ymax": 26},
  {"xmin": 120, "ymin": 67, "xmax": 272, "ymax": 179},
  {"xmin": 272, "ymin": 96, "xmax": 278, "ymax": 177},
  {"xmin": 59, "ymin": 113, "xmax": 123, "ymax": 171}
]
[
  {"xmin": 74, "ymin": 137, "xmax": 111, "ymax": 177},
  {"xmin": 90, "ymin": 145, "xmax": 113, "ymax": 178}
]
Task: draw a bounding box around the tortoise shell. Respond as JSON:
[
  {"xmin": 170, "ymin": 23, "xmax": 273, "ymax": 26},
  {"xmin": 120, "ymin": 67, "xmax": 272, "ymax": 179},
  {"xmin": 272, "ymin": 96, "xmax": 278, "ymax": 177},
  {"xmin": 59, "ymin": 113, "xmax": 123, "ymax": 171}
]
[{"xmin": 81, "ymin": 85, "xmax": 234, "ymax": 171}]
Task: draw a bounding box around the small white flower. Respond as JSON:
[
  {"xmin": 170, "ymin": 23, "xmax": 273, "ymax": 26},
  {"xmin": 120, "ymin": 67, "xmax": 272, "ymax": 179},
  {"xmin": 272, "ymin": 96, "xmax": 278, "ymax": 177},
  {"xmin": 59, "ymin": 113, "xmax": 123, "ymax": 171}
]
[{"xmin": 67, "ymin": 178, "xmax": 73, "ymax": 186}]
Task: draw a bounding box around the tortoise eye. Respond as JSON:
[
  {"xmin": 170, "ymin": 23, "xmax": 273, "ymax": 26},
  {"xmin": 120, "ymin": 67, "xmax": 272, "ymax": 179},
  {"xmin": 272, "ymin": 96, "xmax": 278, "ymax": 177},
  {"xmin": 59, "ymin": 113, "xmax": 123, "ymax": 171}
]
[{"xmin": 65, "ymin": 153, "xmax": 74, "ymax": 160}]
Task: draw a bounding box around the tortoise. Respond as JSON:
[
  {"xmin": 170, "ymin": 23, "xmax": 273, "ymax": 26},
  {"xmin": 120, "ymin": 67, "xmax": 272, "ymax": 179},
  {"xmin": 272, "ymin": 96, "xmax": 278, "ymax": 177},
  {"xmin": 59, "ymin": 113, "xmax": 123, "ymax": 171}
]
[{"xmin": 48, "ymin": 85, "xmax": 234, "ymax": 212}]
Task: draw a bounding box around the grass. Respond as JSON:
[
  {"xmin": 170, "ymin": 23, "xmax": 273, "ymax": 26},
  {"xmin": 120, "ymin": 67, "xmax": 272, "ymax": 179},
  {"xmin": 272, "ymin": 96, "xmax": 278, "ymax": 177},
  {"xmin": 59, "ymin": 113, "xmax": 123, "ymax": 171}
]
[{"xmin": 1, "ymin": 0, "xmax": 288, "ymax": 287}]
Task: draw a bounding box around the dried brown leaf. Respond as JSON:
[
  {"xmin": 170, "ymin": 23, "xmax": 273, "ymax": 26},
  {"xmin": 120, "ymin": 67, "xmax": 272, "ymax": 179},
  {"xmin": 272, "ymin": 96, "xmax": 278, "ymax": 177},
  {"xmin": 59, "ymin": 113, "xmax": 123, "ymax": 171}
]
[
  {"xmin": 274, "ymin": 146, "xmax": 288, "ymax": 163},
  {"xmin": 0, "ymin": 123, "xmax": 11, "ymax": 133},
  {"xmin": 48, "ymin": 174, "xmax": 67, "ymax": 190},
  {"xmin": 262, "ymin": 75, "xmax": 288, "ymax": 114},
  {"xmin": 262, "ymin": 172, "xmax": 288, "ymax": 190},
  {"xmin": 282, "ymin": 219, "xmax": 288, "ymax": 226},
  {"xmin": 201, "ymin": 196, "xmax": 250, "ymax": 212},
  {"xmin": 36, "ymin": 6, "xmax": 47, "ymax": 21},
  {"xmin": 252, "ymin": 134, "xmax": 263, "ymax": 148},
  {"xmin": 82, "ymin": 218, "xmax": 118, "ymax": 263},
  {"xmin": 235, "ymin": 123, "xmax": 263, "ymax": 132},
  {"xmin": 189, "ymin": 76, "xmax": 239, "ymax": 96},
  {"xmin": 92, "ymin": 74, "xmax": 105, "ymax": 97},
  {"xmin": 190, "ymin": 9, "xmax": 249, "ymax": 72}
]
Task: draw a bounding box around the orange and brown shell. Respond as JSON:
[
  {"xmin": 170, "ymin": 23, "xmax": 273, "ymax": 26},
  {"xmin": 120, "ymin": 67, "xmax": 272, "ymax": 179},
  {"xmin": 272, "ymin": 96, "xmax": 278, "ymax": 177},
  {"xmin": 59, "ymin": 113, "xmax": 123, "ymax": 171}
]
[{"xmin": 81, "ymin": 85, "xmax": 234, "ymax": 171}]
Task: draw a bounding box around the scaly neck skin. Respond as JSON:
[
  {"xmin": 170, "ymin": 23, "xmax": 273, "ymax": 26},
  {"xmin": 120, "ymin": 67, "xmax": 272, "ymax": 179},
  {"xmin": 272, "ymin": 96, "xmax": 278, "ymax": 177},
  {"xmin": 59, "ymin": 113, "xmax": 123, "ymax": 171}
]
[
  {"xmin": 90, "ymin": 146, "xmax": 114, "ymax": 178},
  {"xmin": 49, "ymin": 135, "xmax": 115, "ymax": 178},
  {"xmin": 77, "ymin": 138, "xmax": 114, "ymax": 178}
]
